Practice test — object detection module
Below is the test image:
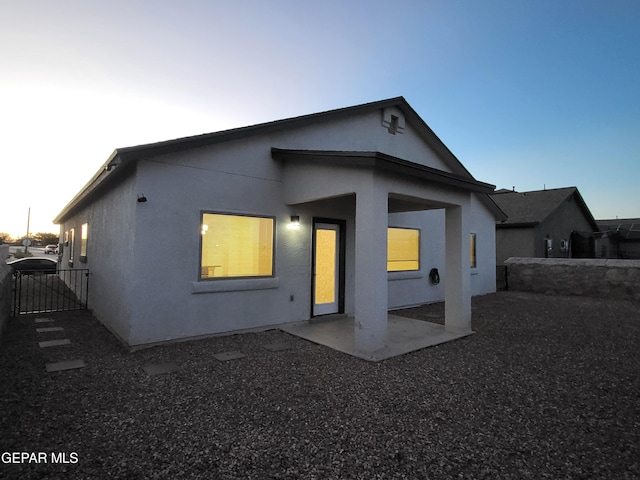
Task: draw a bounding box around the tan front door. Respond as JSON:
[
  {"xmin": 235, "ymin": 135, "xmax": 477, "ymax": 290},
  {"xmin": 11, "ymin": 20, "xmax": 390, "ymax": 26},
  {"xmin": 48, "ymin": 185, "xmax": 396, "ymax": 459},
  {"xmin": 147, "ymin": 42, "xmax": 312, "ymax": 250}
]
[{"xmin": 313, "ymin": 223, "xmax": 340, "ymax": 315}]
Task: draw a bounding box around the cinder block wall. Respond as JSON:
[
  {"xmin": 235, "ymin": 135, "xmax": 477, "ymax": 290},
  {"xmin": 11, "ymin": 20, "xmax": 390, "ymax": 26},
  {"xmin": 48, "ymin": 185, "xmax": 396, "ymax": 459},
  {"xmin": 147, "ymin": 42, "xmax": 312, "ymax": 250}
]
[
  {"xmin": 0, "ymin": 245, "xmax": 12, "ymax": 339},
  {"xmin": 504, "ymin": 257, "xmax": 640, "ymax": 301}
]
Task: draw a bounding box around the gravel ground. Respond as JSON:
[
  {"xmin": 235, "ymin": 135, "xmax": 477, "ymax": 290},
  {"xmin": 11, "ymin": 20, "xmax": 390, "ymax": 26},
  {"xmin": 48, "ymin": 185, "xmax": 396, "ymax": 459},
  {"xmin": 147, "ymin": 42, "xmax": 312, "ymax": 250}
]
[{"xmin": 1, "ymin": 291, "xmax": 639, "ymax": 479}]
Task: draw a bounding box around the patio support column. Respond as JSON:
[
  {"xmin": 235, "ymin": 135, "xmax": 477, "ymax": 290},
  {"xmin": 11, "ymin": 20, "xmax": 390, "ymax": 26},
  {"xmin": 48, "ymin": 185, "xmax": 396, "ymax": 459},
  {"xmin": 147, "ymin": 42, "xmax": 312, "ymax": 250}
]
[
  {"xmin": 354, "ymin": 178, "xmax": 388, "ymax": 354},
  {"xmin": 444, "ymin": 201, "xmax": 472, "ymax": 334}
]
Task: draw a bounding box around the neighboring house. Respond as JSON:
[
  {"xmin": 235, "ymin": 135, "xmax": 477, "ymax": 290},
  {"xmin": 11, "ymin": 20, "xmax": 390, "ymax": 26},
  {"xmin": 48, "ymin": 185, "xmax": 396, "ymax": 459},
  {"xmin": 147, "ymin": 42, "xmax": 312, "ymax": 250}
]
[
  {"xmin": 595, "ymin": 218, "xmax": 640, "ymax": 259},
  {"xmin": 54, "ymin": 97, "xmax": 505, "ymax": 355},
  {"xmin": 491, "ymin": 187, "xmax": 599, "ymax": 265}
]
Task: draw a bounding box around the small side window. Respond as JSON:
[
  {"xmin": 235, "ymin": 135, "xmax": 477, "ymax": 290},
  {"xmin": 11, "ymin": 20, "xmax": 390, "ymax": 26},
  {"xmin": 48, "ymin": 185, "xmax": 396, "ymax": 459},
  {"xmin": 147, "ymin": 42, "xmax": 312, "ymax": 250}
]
[
  {"xmin": 470, "ymin": 233, "xmax": 477, "ymax": 268},
  {"xmin": 80, "ymin": 223, "xmax": 88, "ymax": 263},
  {"xmin": 68, "ymin": 228, "xmax": 75, "ymax": 267}
]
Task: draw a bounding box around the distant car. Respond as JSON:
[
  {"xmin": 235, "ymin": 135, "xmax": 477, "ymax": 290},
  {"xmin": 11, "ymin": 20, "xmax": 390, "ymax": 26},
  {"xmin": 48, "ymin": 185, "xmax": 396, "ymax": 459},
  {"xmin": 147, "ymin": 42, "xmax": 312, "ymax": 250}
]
[
  {"xmin": 44, "ymin": 244, "xmax": 59, "ymax": 254},
  {"xmin": 7, "ymin": 257, "xmax": 58, "ymax": 275}
]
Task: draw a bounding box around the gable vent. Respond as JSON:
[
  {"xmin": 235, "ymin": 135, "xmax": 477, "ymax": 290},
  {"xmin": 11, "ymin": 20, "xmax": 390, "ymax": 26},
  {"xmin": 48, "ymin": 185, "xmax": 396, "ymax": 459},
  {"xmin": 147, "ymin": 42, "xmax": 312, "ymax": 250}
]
[{"xmin": 382, "ymin": 108, "xmax": 405, "ymax": 135}]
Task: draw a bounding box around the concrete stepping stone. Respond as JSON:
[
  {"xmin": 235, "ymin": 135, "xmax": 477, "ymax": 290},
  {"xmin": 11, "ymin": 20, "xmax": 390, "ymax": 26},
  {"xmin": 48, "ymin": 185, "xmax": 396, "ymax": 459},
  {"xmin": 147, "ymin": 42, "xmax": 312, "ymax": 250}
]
[
  {"xmin": 38, "ymin": 339, "xmax": 71, "ymax": 348},
  {"xmin": 35, "ymin": 318, "xmax": 55, "ymax": 324},
  {"xmin": 142, "ymin": 362, "xmax": 181, "ymax": 376},
  {"xmin": 263, "ymin": 342, "xmax": 292, "ymax": 352},
  {"xmin": 213, "ymin": 351, "xmax": 246, "ymax": 362},
  {"xmin": 46, "ymin": 360, "xmax": 85, "ymax": 373},
  {"xmin": 36, "ymin": 327, "xmax": 64, "ymax": 333}
]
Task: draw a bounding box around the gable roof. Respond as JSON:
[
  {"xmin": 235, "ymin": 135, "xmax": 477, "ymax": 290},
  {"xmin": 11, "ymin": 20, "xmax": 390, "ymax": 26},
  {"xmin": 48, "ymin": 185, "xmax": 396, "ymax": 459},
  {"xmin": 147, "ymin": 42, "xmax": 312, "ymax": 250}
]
[
  {"xmin": 116, "ymin": 97, "xmax": 474, "ymax": 174},
  {"xmin": 55, "ymin": 97, "xmax": 505, "ymax": 223},
  {"xmin": 491, "ymin": 187, "xmax": 598, "ymax": 231}
]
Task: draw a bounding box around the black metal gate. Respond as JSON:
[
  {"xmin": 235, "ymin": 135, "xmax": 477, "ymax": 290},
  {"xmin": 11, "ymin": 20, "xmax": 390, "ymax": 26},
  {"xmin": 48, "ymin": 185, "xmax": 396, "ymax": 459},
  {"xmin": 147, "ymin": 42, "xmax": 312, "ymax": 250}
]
[{"xmin": 12, "ymin": 269, "xmax": 90, "ymax": 316}]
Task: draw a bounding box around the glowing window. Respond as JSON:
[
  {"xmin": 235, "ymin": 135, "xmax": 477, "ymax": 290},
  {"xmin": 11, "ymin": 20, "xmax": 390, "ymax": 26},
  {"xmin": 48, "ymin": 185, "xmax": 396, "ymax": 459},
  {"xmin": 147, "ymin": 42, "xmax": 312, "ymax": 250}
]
[
  {"xmin": 387, "ymin": 227, "xmax": 420, "ymax": 272},
  {"xmin": 470, "ymin": 233, "xmax": 477, "ymax": 268},
  {"xmin": 80, "ymin": 223, "xmax": 88, "ymax": 261},
  {"xmin": 68, "ymin": 228, "xmax": 75, "ymax": 267},
  {"xmin": 200, "ymin": 213, "xmax": 274, "ymax": 279}
]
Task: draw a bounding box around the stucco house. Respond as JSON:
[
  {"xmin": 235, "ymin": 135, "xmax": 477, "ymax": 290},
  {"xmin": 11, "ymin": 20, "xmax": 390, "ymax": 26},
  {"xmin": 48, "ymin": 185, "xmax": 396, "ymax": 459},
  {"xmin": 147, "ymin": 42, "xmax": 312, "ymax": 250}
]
[
  {"xmin": 54, "ymin": 97, "xmax": 505, "ymax": 356},
  {"xmin": 491, "ymin": 187, "xmax": 598, "ymax": 265}
]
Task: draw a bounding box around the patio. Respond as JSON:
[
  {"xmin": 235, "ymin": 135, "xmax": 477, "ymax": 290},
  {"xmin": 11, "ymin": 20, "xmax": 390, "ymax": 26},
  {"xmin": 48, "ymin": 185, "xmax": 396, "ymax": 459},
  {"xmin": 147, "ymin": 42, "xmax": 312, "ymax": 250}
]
[{"xmin": 280, "ymin": 313, "xmax": 473, "ymax": 361}]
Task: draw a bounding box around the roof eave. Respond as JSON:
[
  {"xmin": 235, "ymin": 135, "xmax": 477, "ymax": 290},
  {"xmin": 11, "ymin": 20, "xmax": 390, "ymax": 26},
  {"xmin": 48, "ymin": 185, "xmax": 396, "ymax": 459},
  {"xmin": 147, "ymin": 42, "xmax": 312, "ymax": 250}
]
[
  {"xmin": 272, "ymin": 148, "xmax": 496, "ymax": 195},
  {"xmin": 53, "ymin": 96, "xmax": 491, "ymax": 223},
  {"xmin": 53, "ymin": 150, "xmax": 131, "ymax": 224},
  {"xmin": 496, "ymin": 221, "xmax": 539, "ymax": 228}
]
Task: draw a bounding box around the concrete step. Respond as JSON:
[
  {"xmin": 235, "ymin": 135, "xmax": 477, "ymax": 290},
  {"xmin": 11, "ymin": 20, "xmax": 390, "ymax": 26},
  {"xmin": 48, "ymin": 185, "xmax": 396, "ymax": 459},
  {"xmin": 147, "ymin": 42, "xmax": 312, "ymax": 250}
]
[
  {"xmin": 38, "ymin": 339, "xmax": 71, "ymax": 348},
  {"xmin": 34, "ymin": 318, "xmax": 55, "ymax": 324},
  {"xmin": 45, "ymin": 359, "xmax": 86, "ymax": 372}
]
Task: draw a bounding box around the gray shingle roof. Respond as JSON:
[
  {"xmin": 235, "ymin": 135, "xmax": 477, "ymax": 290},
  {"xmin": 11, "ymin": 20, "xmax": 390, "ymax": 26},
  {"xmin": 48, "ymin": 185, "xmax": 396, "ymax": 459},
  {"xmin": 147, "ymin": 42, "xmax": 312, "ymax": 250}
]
[{"xmin": 491, "ymin": 187, "xmax": 597, "ymax": 231}]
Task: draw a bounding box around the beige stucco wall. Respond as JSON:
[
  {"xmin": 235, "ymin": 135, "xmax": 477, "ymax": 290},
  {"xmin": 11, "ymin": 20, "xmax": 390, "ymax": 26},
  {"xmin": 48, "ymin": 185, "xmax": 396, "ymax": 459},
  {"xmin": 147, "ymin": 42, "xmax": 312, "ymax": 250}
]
[{"xmin": 58, "ymin": 172, "xmax": 138, "ymax": 344}]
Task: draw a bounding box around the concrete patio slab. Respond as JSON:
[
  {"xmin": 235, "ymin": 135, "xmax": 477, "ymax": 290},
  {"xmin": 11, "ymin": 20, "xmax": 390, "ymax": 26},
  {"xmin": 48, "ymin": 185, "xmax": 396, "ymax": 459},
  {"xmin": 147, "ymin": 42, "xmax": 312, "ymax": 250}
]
[
  {"xmin": 263, "ymin": 342, "xmax": 293, "ymax": 352},
  {"xmin": 280, "ymin": 314, "xmax": 473, "ymax": 361},
  {"xmin": 142, "ymin": 362, "xmax": 181, "ymax": 376},
  {"xmin": 36, "ymin": 327, "xmax": 64, "ymax": 333},
  {"xmin": 38, "ymin": 339, "xmax": 71, "ymax": 348},
  {"xmin": 35, "ymin": 318, "xmax": 55, "ymax": 324},
  {"xmin": 45, "ymin": 360, "xmax": 86, "ymax": 373},
  {"xmin": 213, "ymin": 351, "xmax": 247, "ymax": 362}
]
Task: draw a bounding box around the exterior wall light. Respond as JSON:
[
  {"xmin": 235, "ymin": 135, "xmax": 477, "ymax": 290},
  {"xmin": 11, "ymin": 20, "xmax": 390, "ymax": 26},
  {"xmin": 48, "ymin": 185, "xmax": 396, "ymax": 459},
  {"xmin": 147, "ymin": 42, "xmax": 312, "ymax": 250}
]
[
  {"xmin": 289, "ymin": 215, "xmax": 300, "ymax": 229},
  {"xmin": 137, "ymin": 194, "xmax": 147, "ymax": 203}
]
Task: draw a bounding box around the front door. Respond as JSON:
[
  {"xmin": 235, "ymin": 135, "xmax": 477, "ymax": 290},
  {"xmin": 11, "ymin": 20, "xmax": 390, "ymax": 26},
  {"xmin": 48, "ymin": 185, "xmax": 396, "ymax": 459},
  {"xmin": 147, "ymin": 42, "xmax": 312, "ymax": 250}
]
[{"xmin": 312, "ymin": 222, "xmax": 342, "ymax": 316}]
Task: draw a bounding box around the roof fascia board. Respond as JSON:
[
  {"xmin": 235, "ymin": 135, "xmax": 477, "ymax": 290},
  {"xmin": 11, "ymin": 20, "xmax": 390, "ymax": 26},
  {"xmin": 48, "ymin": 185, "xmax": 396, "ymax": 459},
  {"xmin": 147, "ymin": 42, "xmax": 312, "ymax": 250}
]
[
  {"xmin": 572, "ymin": 189, "xmax": 599, "ymax": 232},
  {"xmin": 54, "ymin": 97, "xmax": 489, "ymax": 223},
  {"xmin": 53, "ymin": 150, "xmax": 128, "ymax": 223},
  {"xmin": 272, "ymin": 148, "xmax": 496, "ymax": 194},
  {"xmin": 393, "ymin": 100, "xmax": 474, "ymax": 179},
  {"xmin": 115, "ymin": 97, "xmax": 410, "ymax": 159},
  {"xmin": 483, "ymin": 194, "xmax": 508, "ymax": 222},
  {"xmin": 496, "ymin": 222, "xmax": 538, "ymax": 228},
  {"xmin": 111, "ymin": 97, "xmax": 474, "ymax": 180}
]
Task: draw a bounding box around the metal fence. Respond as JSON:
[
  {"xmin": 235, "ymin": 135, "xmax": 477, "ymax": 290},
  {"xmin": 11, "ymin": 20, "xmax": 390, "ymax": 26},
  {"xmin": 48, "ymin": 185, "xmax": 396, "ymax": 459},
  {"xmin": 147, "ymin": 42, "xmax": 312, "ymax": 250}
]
[{"xmin": 12, "ymin": 269, "xmax": 90, "ymax": 316}]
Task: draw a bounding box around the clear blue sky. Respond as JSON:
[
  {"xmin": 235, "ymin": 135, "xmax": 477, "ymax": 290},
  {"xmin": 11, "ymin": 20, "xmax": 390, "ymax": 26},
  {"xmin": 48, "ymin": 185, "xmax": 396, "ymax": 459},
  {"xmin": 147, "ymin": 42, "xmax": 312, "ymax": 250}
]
[{"xmin": 1, "ymin": 0, "xmax": 639, "ymax": 237}]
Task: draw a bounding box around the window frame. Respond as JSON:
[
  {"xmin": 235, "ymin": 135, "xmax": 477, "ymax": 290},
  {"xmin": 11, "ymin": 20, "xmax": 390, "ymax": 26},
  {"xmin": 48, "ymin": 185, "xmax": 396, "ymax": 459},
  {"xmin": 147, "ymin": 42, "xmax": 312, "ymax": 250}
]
[
  {"xmin": 68, "ymin": 228, "xmax": 75, "ymax": 267},
  {"xmin": 80, "ymin": 223, "xmax": 88, "ymax": 263},
  {"xmin": 470, "ymin": 232, "xmax": 477, "ymax": 268},
  {"xmin": 199, "ymin": 211, "xmax": 276, "ymax": 281},
  {"xmin": 387, "ymin": 226, "xmax": 421, "ymax": 272}
]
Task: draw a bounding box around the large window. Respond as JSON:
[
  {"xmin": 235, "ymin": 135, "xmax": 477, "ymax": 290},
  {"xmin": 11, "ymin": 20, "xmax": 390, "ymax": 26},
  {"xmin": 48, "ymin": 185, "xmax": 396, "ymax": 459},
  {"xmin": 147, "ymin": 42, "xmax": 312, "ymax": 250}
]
[
  {"xmin": 200, "ymin": 213, "xmax": 274, "ymax": 279},
  {"xmin": 470, "ymin": 233, "xmax": 477, "ymax": 268},
  {"xmin": 387, "ymin": 227, "xmax": 420, "ymax": 272}
]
